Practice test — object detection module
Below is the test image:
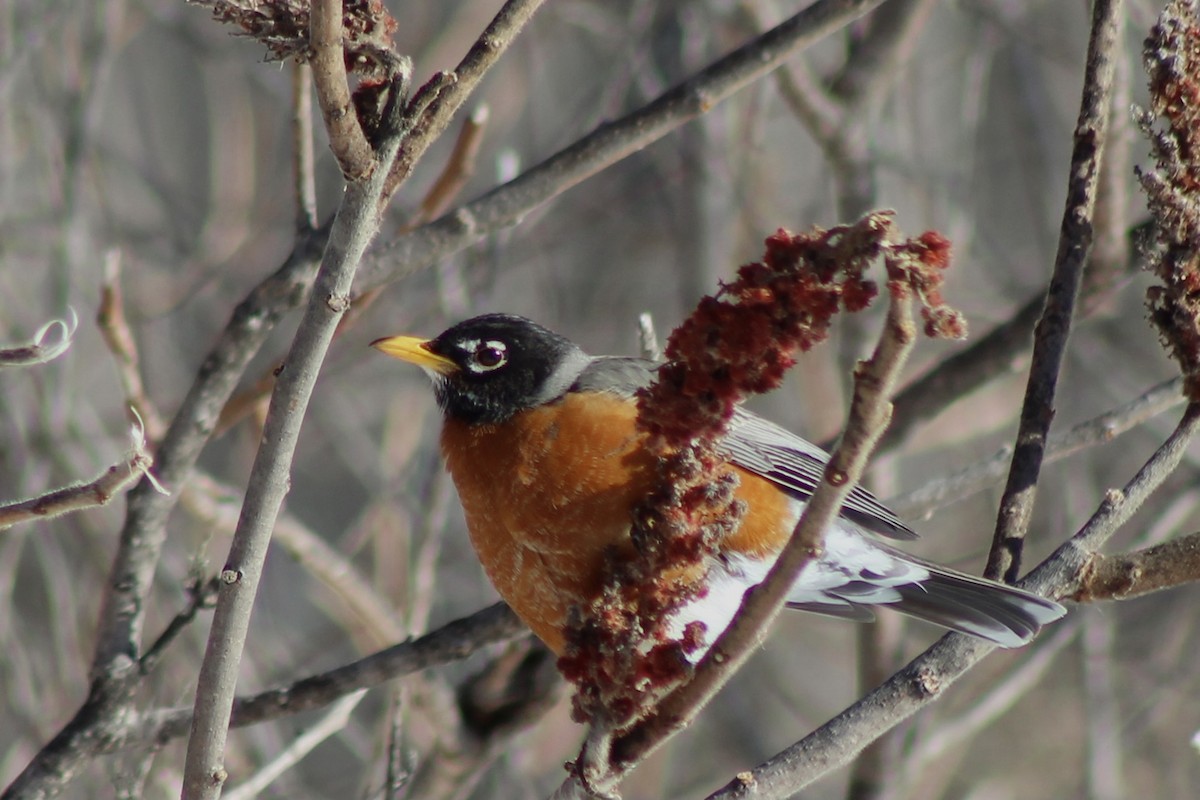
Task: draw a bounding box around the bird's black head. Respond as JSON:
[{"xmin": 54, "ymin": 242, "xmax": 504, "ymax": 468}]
[{"xmin": 371, "ymin": 314, "xmax": 591, "ymax": 424}]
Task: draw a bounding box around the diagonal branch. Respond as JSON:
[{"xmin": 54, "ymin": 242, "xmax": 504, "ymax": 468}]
[
  {"xmin": 0, "ymin": 415, "xmax": 160, "ymax": 531},
  {"xmin": 359, "ymin": 0, "xmax": 890, "ymax": 292},
  {"xmin": 382, "ymin": 0, "xmax": 548, "ymax": 201},
  {"xmin": 180, "ymin": 88, "xmax": 409, "ymax": 800},
  {"xmin": 608, "ymin": 268, "xmax": 917, "ymax": 781},
  {"xmin": 707, "ymin": 399, "xmax": 1200, "ymax": 800},
  {"xmin": 126, "ymin": 602, "xmax": 525, "ymax": 752},
  {"xmin": 890, "ymin": 376, "xmax": 1186, "ymax": 518},
  {"xmin": 985, "ymin": 0, "xmax": 1124, "ymax": 583}
]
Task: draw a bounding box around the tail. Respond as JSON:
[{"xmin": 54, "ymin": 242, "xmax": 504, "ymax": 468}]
[
  {"xmin": 786, "ymin": 552, "xmax": 1067, "ymax": 648},
  {"xmin": 889, "ymin": 566, "xmax": 1066, "ymax": 648}
]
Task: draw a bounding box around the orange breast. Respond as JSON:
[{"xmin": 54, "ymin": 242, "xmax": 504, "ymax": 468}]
[{"xmin": 440, "ymin": 393, "xmax": 798, "ymax": 653}]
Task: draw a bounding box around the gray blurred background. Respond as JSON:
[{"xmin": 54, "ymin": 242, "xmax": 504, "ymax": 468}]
[{"xmin": 2, "ymin": 1, "xmax": 1198, "ymax": 798}]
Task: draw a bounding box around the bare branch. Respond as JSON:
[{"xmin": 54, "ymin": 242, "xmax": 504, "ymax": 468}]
[
  {"xmin": 1029, "ymin": 401, "xmax": 1200, "ymax": 595},
  {"xmin": 382, "ymin": 0, "xmax": 548, "ymax": 201},
  {"xmin": 608, "ymin": 246, "xmax": 918, "ymax": 785},
  {"xmin": 903, "ymin": 621, "xmax": 1078, "ymax": 772},
  {"xmin": 292, "ymin": 62, "xmax": 318, "ymax": 231},
  {"xmin": 0, "ymin": 414, "xmax": 161, "ymax": 531},
  {"xmin": 309, "ymin": 0, "xmax": 373, "ymax": 180},
  {"xmin": 222, "ymin": 690, "xmax": 368, "ymax": 800},
  {"xmin": 1072, "ymin": 529, "xmax": 1200, "ymax": 603},
  {"xmin": 891, "ymin": 376, "xmax": 1186, "ymax": 519},
  {"xmin": 180, "ymin": 96, "xmax": 409, "ymax": 800},
  {"xmin": 703, "ymin": 399, "xmax": 1200, "ymax": 799},
  {"xmin": 360, "ymin": 0, "xmax": 891, "ymax": 292},
  {"xmin": 128, "ymin": 602, "xmax": 526, "ymax": 751},
  {"xmin": 97, "ymin": 251, "xmax": 166, "ymax": 441},
  {"xmin": 414, "ymin": 104, "xmax": 490, "ymax": 225},
  {"xmin": 986, "ymin": 0, "xmax": 1124, "ymax": 583},
  {"xmin": 179, "ymin": 472, "xmax": 406, "ymax": 649},
  {"xmin": 138, "ymin": 577, "xmax": 220, "ymax": 676}
]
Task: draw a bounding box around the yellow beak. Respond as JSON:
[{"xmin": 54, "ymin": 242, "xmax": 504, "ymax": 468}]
[{"xmin": 370, "ymin": 335, "xmax": 458, "ymax": 375}]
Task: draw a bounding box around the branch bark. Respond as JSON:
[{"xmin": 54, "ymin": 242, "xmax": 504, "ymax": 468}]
[
  {"xmin": 309, "ymin": 0, "xmax": 373, "ymax": 180},
  {"xmin": 986, "ymin": 0, "xmax": 1124, "ymax": 583},
  {"xmin": 179, "ymin": 91, "xmax": 408, "ymax": 800}
]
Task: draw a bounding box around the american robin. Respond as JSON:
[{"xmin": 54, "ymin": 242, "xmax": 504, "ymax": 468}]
[{"xmin": 372, "ymin": 314, "xmax": 1065, "ymax": 656}]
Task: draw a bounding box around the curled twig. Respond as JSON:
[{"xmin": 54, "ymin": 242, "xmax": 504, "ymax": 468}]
[{"xmin": 0, "ymin": 308, "xmax": 78, "ymax": 368}]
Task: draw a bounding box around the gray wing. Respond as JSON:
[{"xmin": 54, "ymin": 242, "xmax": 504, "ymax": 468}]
[
  {"xmin": 573, "ymin": 356, "xmax": 916, "ymax": 541},
  {"xmin": 724, "ymin": 410, "xmax": 917, "ymax": 540}
]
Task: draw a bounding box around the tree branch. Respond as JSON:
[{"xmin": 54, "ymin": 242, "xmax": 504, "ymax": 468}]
[
  {"xmin": 0, "ymin": 415, "xmax": 160, "ymax": 531},
  {"xmin": 0, "ymin": 309, "xmax": 77, "ymax": 368},
  {"xmin": 1071, "ymin": 529, "xmax": 1200, "ymax": 603},
  {"xmin": 890, "ymin": 376, "xmax": 1186, "ymax": 519},
  {"xmin": 610, "ymin": 263, "xmax": 917, "ymax": 780},
  {"xmin": 180, "ymin": 88, "xmax": 408, "ymax": 800},
  {"xmin": 382, "ymin": 0, "xmax": 547, "ymax": 200},
  {"xmin": 986, "ymin": 0, "xmax": 1124, "ymax": 583},
  {"xmin": 309, "ymin": 0, "xmax": 373, "ymax": 180},
  {"xmin": 707, "ymin": 399, "xmax": 1200, "ymax": 800},
  {"xmin": 359, "ymin": 0, "xmax": 890, "ymax": 292},
  {"xmin": 129, "ymin": 602, "xmax": 525, "ymax": 751}
]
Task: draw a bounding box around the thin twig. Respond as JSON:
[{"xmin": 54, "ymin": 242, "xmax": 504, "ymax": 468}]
[
  {"xmin": 901, "ymin": 620, "xmax": 1078, "ymax": 773},
  {"xmin": 0, "ymin": 415, "xmax": 161, "ymax": 531},
  {"xmin": 415, "ymin": 105, "xmax": 490, "ymax": 225},
  {"xmin": 212, "ymin": 105, "xmax": 492, "ymax": 439},
  {"xmin": 179, "ymin": 472, "xmax": 405, "ymax": 649},
  {"xmin": 222, "ymin": 690, "xmax": 368, "ymax": 800},
  {"xmin": 180, "ymin": 88, "xmax": 409, "ymax": 800},
  {"xmin": 360, "ymin": 0, "xmax": 891, "ymax": 292},
  {"xmin": 829, "ymin": 0, "xmax": 938, "ymax": 110},
  {"xmin": 878, "ymin": 294, "xmax": 1044, "ymax": 452},
  {"xmin": 705, "ymin": 400, "xmax": 1199, "ymax": 800},
  {"xmin": 97, "ymin": 251, "xmax": 166, "ymax": 441},
  {"xmin": 292, "ymin": 62, "xmax": 319, "ymax": 231},
  {"xmin": 0, "ymin": 308, "xmax": 77, "ymax": 368},
  {"xmin": 1027, "ymin": 401, "xmax": 1200, "ymax": 600},
  {"xmin": 138, "ymin": 576, "xmax": 220, "ymax": 676},
  {"xmin": 126, "ymin": 602, "xmax": 525, "ymax": 752},
  {"xmin": 890, "ymin": 376, "xmax": 1186, "ymax": 519},
  {"xmin": 986, "ymin": 0, "xmax": 1124, "ymax": 583},
  {"xmin": 1, "ymin": 223, "xmax": 325, "ymax": 800},
  {"xmin": 382, "ymin": 0, "xmax": 548, "ymax": 201},
  {"xmin": 309, "ymin": 0, "xmax": 373, "ymax": 180}
]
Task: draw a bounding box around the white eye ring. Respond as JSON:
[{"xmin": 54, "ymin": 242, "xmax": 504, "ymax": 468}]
[{"xmin": 468, "ymin": 340, "xmax": 508, "ymax": 372}]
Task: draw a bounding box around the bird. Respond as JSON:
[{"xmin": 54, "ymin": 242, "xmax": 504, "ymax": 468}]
[{"xmin": 371, "ymin": 313, "xmax": 1065, "ymax": 657}]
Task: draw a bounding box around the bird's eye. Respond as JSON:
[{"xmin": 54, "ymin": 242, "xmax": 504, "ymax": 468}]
[{"xmin": 470, "ymin": 340, "xmax": 508, "ymax": 371}]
